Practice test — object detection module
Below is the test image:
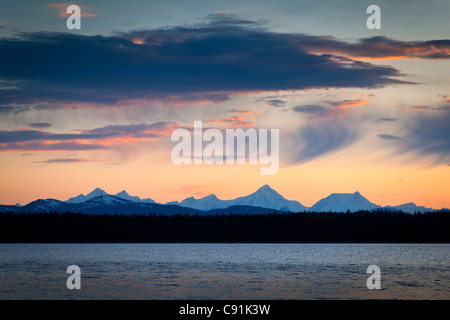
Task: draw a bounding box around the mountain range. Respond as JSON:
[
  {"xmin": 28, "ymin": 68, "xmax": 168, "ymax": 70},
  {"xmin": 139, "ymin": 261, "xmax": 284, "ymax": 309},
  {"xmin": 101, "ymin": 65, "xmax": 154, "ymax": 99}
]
[
  {"xmin": 167, "ymin": 185, "xmax": 308, "ymax": 212},
  {"xmin": 0, "ymin": 185, "xmax": 445, "ymax": 215},
  {"xmin": 66, "ymin": 188, "xmax": 156, "ymax": 204}
]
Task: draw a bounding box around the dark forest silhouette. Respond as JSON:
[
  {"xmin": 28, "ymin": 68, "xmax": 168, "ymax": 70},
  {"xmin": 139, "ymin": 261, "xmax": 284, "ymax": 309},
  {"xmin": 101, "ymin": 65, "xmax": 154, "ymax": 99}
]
[{"xmin": 1, "ymin": 210, "xmax": 449, "ymax": 242}]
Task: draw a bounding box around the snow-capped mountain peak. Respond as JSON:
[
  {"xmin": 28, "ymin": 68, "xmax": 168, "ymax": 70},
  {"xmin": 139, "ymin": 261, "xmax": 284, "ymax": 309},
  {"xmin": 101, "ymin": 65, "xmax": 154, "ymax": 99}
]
[
  {"xmin": 310, "ymin": 191, "xmax": 380, "ymax": 212},
  {"xmin": 22, "ymin": 185, "xmax": 438, "ymax": 215},
  {"xmin": 87, "ymin": 187, "xmax": 108, "ymax": 198},
  {"xmin": 67, "ymin": 187, "xmax": 107, "ymax": 203},
  {"xmin": 227, "ymin": 185, "xmax": 308, "ymax": 212},
  {"xmin": 390, "ymin": 202, "xmax": 433, "ymax": 214},
  {"xmin": 258, "ymin": 184, "xmax": 273, "ymax": 192},
  {"xmin": 116, "ymin": 190, "xmax": 130, "ymax": 197},
  {"xmin": 179, "ymin": 193, "xmax": 227, "ymax": 211},
  {"xmin": 115, "ymin": 190, "xmax": 142, "ymax": 202},
  {"xmin": 21, "ymin": 198, "xmax": 64, "ymax": 212},
  {"xmin": 233, "ymin": 185, "xmax": 283, "ymax": 203},
  {"xmin": 83, "ymin": 194, "xmax": 131, "ymax": 206},
  {"xmin": 67, "ymin": 188, "xmax": 155, "ymax": 204}
]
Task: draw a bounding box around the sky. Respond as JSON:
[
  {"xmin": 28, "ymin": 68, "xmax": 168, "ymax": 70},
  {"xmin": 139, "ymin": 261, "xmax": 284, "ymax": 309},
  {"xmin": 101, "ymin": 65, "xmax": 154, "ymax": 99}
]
[{"xmin": 0, "ymin": 0, "xmax": 449, "ymax": 208}]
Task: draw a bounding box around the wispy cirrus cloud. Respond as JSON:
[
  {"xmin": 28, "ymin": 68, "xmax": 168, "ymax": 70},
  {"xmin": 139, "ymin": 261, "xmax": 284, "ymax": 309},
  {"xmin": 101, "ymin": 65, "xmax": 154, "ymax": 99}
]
[
  {"xmin": 283, "ymin": 97, "xmax": 369, "ymax": 165},
  {"xmin": 284, "ymin": 117, "xmax": 360, "ymax": 164},
  {"xmin": 381, "ymin": 104, "xmax": 450, "ymax": 164}
]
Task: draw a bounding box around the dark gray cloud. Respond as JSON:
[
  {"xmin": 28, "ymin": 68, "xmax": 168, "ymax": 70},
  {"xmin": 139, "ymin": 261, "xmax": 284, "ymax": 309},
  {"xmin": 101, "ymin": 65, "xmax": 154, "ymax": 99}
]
[
  {"xmin": 0, "ymin": 15, "xmax": 411, "ymax": 107},
  {"xmin": 0, "ymin": 122, "xmax": 175, "ymax": 151},
  {"xmin": 377, "ymin": 118, "xmax": 397, "ymax": 122},
  {"xmin": 0, "ymin": 141, "xmax": 106, "ymax": 151},
  {"xmin": 0, "ymin": 104, "xmax": 31, "ymax": 114},
  {"xmin": 292, "ymin": 105, "xmax": 330, "ymax": 117},
  {"xmin": 377, "ymin": 134, "xmax": 402, "ymax": 140},
  {"xmin": 0, "ymin": 130, "xmax": 99, "ymax": 144},
  {"xmin": 29, "ymin": 122, "xmax": 52, "ymax": 129},
  {"xmin": 32, "ymin": 158, "xmax": 88, "ymax": 164},
  {"xmin": 265, "ymin": 99, "xmax": 286, "ymax": 107},
  {"xmin": 81, "ymin": 122, "xmax": 176, "ymax": 138},
  {"xmin": 292, "ymin": 99, "xmax": 369, "ymax": 118}
]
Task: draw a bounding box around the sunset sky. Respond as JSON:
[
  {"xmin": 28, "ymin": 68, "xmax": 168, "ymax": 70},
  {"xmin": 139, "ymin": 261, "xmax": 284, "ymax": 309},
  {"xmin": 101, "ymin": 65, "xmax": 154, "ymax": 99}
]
[{"xmin": 0, "ymin": 0, "xmax": 449, "ymax": 208}]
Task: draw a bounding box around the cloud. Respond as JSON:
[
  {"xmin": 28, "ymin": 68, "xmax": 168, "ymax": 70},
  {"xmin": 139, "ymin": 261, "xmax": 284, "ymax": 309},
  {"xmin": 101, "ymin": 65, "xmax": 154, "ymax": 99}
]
[
  {"xmin": 204, "ymin": 110, "xmax": 261, "ymax": 128},
  {"xmin": 284, "ymin": 117, "xmax": 360, "ymax": 164},
  {"xmin": 0, "ymin": 141, "xmax": 106, "ymax": 151},
  {"xmin": 0, "ymin": 15, "xmax": 411, "ymax": 108},
  {"xmin": 29, "ymin": 122, "xmax": 52, "ymax": 129},
  {"xmin": 227, "ymin": 109, "xmax": 259, "ymax": 114},
  {"xmin": 397, "ymin": 111, "xmax": 450, "ymax": 163},
  {"xmin": 402, "ymin": 105, "xmax": 432, "ymax": 111},
  {"xmin": 285, "ymin": 98, "xmax": 373, "ymax": 164},
  {"xmin": 80, "ymin": 122, "xmax": 177, "ymax": 139},
  {"xmin": 376, "ymin": 106, "xmax": 450, "ymax": 164},
  {"xmin": 292, "ymin": 99, "xmax": 370, "ymax": 118},
  {"xmin": 0, "ymin": 130, "xmax": 91, "ymax": 143},
  {"xmin": 402, "ymin": 105, "xmax": 450, "ymax": 112},
  {"xmin": 293, "ymin": 105, "xmax": 330, "ymax": 117},
  {"xmin": 265, "ymin": 99, "xmax": 286, "ymax": 107},
  {"xmin": 0, "ymin": 122, "xmax": 176, "ymax": 152},
  {"xmin": 32, "ymin": 158, "xmax": 89, "ymax": 164},
  {"xmin": 47, "ymin": 3, "xmax": 96, "ymax": 18},
  {"xmin": 327, "ymin": 99, "xmax": 370, "ymax": 109},
  {"xmin": 377, "ymin": 118, "xmax": 397, "ymax": 122},
  {"xmin": 299, "ymin": 35, "xmax": 450, "ymax": 60},
  {"xmin": 377, "ymin": 134, "xmax": 402, "ymax": 140},
  {"xmin": 204, "ymin": 116, "xmax": 254, "ymax": 127},
  {"xmin": 0, "ymin": 104, "xmax": 31, "ymax": 114}
]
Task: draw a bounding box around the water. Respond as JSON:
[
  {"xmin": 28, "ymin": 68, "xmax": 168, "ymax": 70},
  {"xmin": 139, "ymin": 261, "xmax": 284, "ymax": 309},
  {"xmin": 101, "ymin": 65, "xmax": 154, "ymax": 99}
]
[{"xmin": 0, "ymin": 243, "xmax": 448, "ymax": 299}]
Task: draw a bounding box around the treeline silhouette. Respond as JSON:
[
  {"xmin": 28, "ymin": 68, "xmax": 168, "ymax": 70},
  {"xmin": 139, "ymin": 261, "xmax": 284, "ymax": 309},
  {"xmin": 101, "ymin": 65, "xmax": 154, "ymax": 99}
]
[{"xmin": 0, "ymin": 210, "xmax": 449, "ymax": 242}]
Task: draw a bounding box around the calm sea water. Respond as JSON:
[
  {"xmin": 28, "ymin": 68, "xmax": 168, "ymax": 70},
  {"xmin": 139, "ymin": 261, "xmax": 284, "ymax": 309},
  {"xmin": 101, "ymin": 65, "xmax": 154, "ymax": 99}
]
[{"xmin": 0, "ymin": 243, "xmax": 448, "ymax": 300}]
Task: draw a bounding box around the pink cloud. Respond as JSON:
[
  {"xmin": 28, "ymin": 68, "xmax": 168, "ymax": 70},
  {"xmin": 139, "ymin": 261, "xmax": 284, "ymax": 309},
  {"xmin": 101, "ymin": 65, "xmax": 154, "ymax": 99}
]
[
  {"xmin": 47, "ymin": 3, "xmax": 96, "ymax": 18},
  {"xmin": 204, "ymin": 110, "xmax": 262, "ymax": 128}
]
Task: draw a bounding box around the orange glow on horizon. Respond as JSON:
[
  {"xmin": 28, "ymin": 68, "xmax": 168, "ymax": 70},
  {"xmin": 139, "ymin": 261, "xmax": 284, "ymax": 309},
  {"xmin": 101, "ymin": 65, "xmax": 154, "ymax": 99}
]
[
  {"xmin": 1, "ymin": 146, "xmax": 449, "ymax": 210},
  {"xmin": 351, "ymin": 55, "xmax": 409, "ymax": 61}
]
